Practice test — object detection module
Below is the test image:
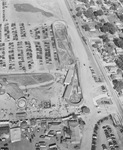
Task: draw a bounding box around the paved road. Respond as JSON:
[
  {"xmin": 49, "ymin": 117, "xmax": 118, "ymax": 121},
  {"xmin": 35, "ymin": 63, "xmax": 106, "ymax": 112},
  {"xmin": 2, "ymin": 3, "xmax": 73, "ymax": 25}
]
[
  {"xmin": 57, "ymin": 1, "xmax": 111, "ymax": 150},
  {"xmin": 64, "ymin": 0, "xmax": 103, "ymax": 80},
  {"xmin": 65, "ymin": 0, "xmax": 123, "ymax": 124}
]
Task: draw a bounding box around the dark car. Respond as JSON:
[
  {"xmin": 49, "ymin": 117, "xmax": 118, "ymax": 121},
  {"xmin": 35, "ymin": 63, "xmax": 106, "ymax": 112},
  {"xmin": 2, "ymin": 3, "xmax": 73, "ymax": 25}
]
[
  {"xmin": 102, "ymin": 144, "xmax": 107, "ymax": 150},
  {"xmin": 91, "ymin": 145, "xmax": 96, "ymax": 150},
  {"xmin": 109, "ymin": 141, "xmax": 114, "ymax": 148},
  {"xmin": 102, "ymin": 126, "xmax": 106, "ymax": 129},
  {"xmin": 39, "ymin": 141, "xmax": 46, "ymax": 147},
  {"xmin": 4, "ymin": 143, "xmax": 8, "ymax": 147},
  {"xmin": 1, "ymin": 147, "xmax": 9, "ymax": 150},
  {"xmin": 112, "ymin": 140, "xmax": 117, "ymax": 145},
  {"xmin": 114, "ymin": 144, "xmax": 119, "ymax": 148},
  {"xmin": 92, "ymin": 140, "xmax": 96, "ymax": 145},
  {"xmin": 39, "ymin": 135, "xmax": 45, "ymax": 138}
]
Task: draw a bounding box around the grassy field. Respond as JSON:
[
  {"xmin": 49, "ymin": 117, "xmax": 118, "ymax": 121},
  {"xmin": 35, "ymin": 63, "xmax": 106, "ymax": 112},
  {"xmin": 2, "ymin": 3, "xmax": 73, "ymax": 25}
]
[{"xmin": 0, "ymin": 73, "xmax": 54, "ymax": 86}]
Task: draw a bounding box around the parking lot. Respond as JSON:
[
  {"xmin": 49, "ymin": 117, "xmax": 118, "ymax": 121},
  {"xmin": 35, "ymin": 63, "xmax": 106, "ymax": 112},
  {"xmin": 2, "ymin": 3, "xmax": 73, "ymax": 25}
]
[{"xmin": 91, "ymin": 115, "xmax": 123, "ymax": 150}]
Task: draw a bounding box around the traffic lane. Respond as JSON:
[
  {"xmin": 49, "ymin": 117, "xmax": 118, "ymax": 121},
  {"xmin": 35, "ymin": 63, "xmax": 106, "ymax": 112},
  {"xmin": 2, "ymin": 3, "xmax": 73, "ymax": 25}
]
[
  {"xmin": 61, "ymin": 0, "xmax": 102, "ymax": 92},
  {"xmin": 65, "ymin": 0, "xmax": 102, "ymax": 78}
]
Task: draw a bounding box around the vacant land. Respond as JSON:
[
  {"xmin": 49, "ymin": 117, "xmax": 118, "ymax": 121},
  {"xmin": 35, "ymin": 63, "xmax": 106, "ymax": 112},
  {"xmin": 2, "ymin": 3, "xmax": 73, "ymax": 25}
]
[{"xmin": 0, "ymin": 73, "xmax": 54, "ymax": 86}]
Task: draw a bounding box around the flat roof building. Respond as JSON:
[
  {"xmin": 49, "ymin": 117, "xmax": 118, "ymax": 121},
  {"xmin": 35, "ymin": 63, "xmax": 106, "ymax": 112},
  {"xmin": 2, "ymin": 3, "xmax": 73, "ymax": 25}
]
[
  {"xmin": 64, "ymin": 69, "xmax": 74, "ymax": 85},
  {"xmin": 63, "ymin": 84, "xmax": 73, "ymax": 100},
  {"xmin": 10, "ymin": 127, "xmax": 21, "ymax": 143}
]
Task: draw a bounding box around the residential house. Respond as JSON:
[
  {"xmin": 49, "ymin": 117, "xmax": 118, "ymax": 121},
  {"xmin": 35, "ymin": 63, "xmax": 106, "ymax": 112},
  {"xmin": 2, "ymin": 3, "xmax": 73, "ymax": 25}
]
[
  {"xmin": 115, "ymin": 47, "xmax": 123, "ymax": 55},
  {"xmin": 107, "ymin": 66, "xmax": 118, "ymax": 74},
  {"xmin": 103, "ymin": 61, "xmax": 116, "ymax": 67},
  {"xmin": 110, "ymin": 74, "xmax": 122, "ymax": 80}
]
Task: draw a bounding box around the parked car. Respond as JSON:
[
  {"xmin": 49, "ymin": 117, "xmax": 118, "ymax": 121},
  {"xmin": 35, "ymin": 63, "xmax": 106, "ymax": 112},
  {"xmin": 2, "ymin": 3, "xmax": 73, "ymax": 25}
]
[
  {"xmin": 0, "ymin": 147, "xmax": 9, "ymax": 150},
  {"xmin": 39, "ymin": 141, "xmax": 46, "ymax": 147},
  {"xmin": 35, "ymin": 143, "xmax": 40, "ymax": 148},
  {"xmin": 102, "ymin": 144, "xmax": 107, "ymax": 150}
]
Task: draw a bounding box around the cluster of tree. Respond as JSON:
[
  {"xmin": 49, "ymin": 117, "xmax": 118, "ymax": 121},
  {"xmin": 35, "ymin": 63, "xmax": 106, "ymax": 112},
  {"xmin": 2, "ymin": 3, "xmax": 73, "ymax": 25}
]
[
  {"xmin": 110, "ymin": 2, "xmax": 118, "ymax": 10},
  {"xmin": 99, "ymin": 34, "xmax": 110, "ymax": 43},
  {"xmin": 104, "ymin": 0, "xmax": 111, "ymax": 4},
  {"xmin": 116, "ymin": 13, "xmax": 123, "ymax": 22},
  {"xmin": 115, "ymin": 55, "xmax": 123, "ymax": 70},
  {"xmin": 63, "ymin": 126, "xmax": 72, "ymax": 136},
  {"xmin": 89, "ymin": 0, "xmax": 95, "ymax": 5},
  {"xmin": 112, "ymin": 79, "xmax": 123, "ymax": 92},
  {"xmin": 113, "ymin": 38, "xmax": 123, "ymax": 48},
  {"xmin": 83, "ymin": 8, "xmax": 103, "ymax": 19},
  {"xmin": 103, "ymin": 43, "xmax": 114, "ymax": 55},
  {"xmin": 93, "ymin": 9, "xmax": 103, "ymax": 16},
  {"xmin": 76, "ymin": 10, "xmax": 83, "ymax": 17},
  {"xmin": 100, "ymin": 22, "xmax": 116, "ymax": 34},
  {"xmin": 76, "ymin": 7, "xmax": 81, "ymax": 11},
  {"xmin": 82, "ymin": 24, "xmax": 90, "ymax": 31},
  {"xmin": 74, "ymin": 144, "xmax": 81, "ymax": 150},
  {"xmin": 78, "ymin": 0, "xmax": 88, "ymax": 3},
  {"xmin": 83, "ymin": 8, "xmax": 94, "ymax": 19},
  {"xmin": 96, "ymin": 0, "xmax": 102, "ymax": 5},
  {"xmin": 95, "ymin": 22, "xmax": 102, "ymax": 30}
]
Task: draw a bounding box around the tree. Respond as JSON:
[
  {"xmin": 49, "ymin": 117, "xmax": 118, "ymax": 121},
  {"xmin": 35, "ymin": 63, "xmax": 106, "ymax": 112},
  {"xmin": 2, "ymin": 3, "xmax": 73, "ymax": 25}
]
[
  {"xmin": 99, "ymin": 34, "xmax": 110, "ymax": 43},
  {"xmin": 83, "ymin": 8, "xmax": 94, "ymax": 19},
  {"xmin": 78, "ymin": 118, "xmax": 85, "ymax": 125},
  {"xmin": 103, "ymin": 43, "xmax": 114, "ymax": 54},
  {"xmin": 76, "ymin": 7, "xmax": 81, "ymax": 11},
  {"xmin": 72, "ymin": 15, "xmax": 76, "ymax": 19},
  {"xmin": 100, "ymin": 22, "xmax": 116, "ymax": 34},
  {"xmin": 115, "ymin": 55, "xmax": 123, "ymax": 70},
  {"xmin": 104, "ymin": 0, "xmax": 111, "ymax": 4},
  {"xmin": 112, "ymin": 79, "xmax": 123, "ymax": 92},
  {"xmin": 63, "ymin": 126, "xmax": 72, "ymax": 136},
  {"xmin": 92, "ymin": 43, "xmax": 99, "ymax": 48},
  {"xmin": 100, "ymin": 25, "xmax": 108, "ymax": 33},
  {"xmin": 82, "ymin": 24, "xmax": 90, "ymax": 31},
  {"xmin": 96, "ymin": 0, "xmax": 102, "ymax": 5},
  {"xmin": 95, "ymin": 22, "xmax": 102, "ymax": 30},
  {"xmin": 110, "ymin": 2, "xmax": 117, "ymax": 10},
  {"xmin": 90, "ymin": 0, "xmax": 95, "ymax": 5},
  {"xmin": 102, "ymin": 5, "xmax": 107, "ymax": 11},
  {"xmin": 94, "ymin": 9, "xmax": 103, "ymax": 16},
  {"xmin": 113, "ymin": 38, "xmax": 123, "ymax": 48},
  {"xmin": 74, "ymin": 144, "xmax": 81, "ymax": 150},
  {"xmin": 78, "ymin": 0, "xmax": 88, "ymax": 3},
  {"xmin": 76, "ymin": 10, "xmax": 82, "ymax": 17},
  {"xmin": 99, "ymin": 19, "xmax": 105, "ymax": 23},
  {"xmin": 117, "ymin": 68, "xmax": 122, "ymax": 74},
  {"xmin": 117, "ymin": 14, "xmax": 123, "ymax": 22}
]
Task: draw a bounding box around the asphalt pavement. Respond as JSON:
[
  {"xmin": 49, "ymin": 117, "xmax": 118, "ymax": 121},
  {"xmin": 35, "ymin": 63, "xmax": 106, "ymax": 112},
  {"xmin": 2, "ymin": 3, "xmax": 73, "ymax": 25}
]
[{"xmin": 64, "ymin": 0, "xmax": 123, "ymax": 124}]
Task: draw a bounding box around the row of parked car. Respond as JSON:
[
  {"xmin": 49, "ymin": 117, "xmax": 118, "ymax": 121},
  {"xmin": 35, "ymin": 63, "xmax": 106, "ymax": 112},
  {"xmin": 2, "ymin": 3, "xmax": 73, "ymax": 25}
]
[
  {"xmin": 35, "ymin": 141, "xmax": 58, "ymax": 150},
  {"xmin": 34, "ymin": 41, "xmax": 43, "ymax": 66},
  {"xmin": 103, "ymin": 125, "xmax": 119, "ymax": 150},
  {"xmin": 91, "ymin": 115, "xmax": 113, "ymax": 150},
  {"xmin": 30, "ymin": 27, "xmax": 41, "ymax": 40},
  {"xmin": 91, "ymin": 124, "xmax": 99, "ymax": 150},
  {"xmin": 0, "ymin": 142, "xmax": 9, "ymax": 150},
  {"xmin": 89, "ymin": 66, "xmax": 102, "ymax": 82}
]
